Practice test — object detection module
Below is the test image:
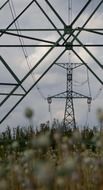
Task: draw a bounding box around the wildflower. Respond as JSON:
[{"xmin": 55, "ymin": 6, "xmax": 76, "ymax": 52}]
[
  {"xmin": 33, "ymin": 161, "xmax": 54, "ymax": 185},
  {"xmin": 56, "ymin": 177, "xmax": 65, "ymax": 187},
  {"xmin": 25, "ymin": 107, "xmax": 34, "ymax": 119},
  {"xmin": 12, "ymin": 141, "xmax": 19, "ymax": 149},
  {"xmin": 0, "ymin": 179, "xmax": 7, "ymax": 190},
  {"xmin": 23, "ymin": 150, "xmax": 34, "ymax": 161},
  {"xmin": 57, "ymin": 157, "xmax": 76, "ymax": 177},
  {"xmin": 32, "ymin": 133, "xmax": 50, "ymax": 149},
  {"xmin": 25, "ymin": 107, "xmax": 34, "ymax": 127}
]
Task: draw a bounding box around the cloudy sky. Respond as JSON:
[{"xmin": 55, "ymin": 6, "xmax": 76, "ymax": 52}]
[{"xmin": 0, "ymin": 0, "xmax": 103, "ymax": 130}]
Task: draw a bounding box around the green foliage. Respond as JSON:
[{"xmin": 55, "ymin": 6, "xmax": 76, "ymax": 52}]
[{"xmin": 0, "ymin": 124, "xmax": 103, "ymax": 190}]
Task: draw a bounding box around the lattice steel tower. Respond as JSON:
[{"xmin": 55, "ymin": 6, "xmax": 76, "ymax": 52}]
[
  {"xmin": 47, "ymin": 59, "xmax": 92, "ymax": 128},
  {"xmin": 0, "ymin": 0, "xmax": 103, "ymax": 125}
]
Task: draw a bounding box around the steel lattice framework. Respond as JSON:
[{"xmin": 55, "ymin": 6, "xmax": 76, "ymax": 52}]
[
  {"xmin": 47, "ymin": 62, "xmax": 92, "ymax": 129},
  {"xmin": 0, "ymin": 0, "xmax": 103, "ymax": 125}
]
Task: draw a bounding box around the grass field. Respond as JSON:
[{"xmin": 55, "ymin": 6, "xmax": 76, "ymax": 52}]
[{"xmin": 0, "ymin": 121, "xmax": 103, "ymax": 190}]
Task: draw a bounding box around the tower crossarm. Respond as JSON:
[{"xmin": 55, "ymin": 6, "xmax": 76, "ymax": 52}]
[
  {"xmin": 55, "ymin": 62, "xmax": 84, "ymax": 70},
  {"xmin": 72, "ymin": 91, "xmax": 91, "ymax": 99},
  {"xmin": 48, "ymin": 90, "xmax": 91, "ymax": 100},
  {"xmin": 48, "ymin": 91, "xmax": 68, "ymax": 99}
]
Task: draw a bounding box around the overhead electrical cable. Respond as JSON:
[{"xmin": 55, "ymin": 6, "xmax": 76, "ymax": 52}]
[
  {"xmin": 73, "ymin": 79, "xmax": 88, "ymax": 86},
  {"xmin": 9, "ymin": 0, "xmax": 46, "ymax": 101},
  {"xmin": 93, "ymin": 85, "xmax": 103, "ymax": 100}
]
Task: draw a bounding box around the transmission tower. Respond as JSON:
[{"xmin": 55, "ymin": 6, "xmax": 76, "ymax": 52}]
[
  {"xmin": 0, "ymin": 0, "xmax": 103, "ymax": 125},
  {"xmin": 47, "ymin": 60, "xmax": 92, "ymax": 129}
]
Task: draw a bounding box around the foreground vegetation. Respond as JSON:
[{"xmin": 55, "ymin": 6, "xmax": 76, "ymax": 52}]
[{"xmin": 0, "ymin": 121, "xmax": 103, "ymax": 190}]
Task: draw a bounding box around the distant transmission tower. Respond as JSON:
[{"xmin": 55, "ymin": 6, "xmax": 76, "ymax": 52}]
[{"xmin": 47, "ymin": 60, "xmax": 92, "ymax": 129}]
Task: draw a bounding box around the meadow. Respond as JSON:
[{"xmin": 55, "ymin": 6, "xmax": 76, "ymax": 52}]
[{"xmin": 0, "ymin": 119, "xmax": 103, "ymax": 190}]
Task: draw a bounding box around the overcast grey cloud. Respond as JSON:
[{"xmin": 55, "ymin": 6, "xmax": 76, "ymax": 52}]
[{"xmin": 0, "ymin": 0, "xmax": 103, "ymax": 130}]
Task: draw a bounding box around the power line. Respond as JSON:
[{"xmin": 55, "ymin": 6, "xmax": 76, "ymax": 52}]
[
  {"xmin": 73, "ymin": 79, "xmax": 88, "ymax": 86},
  {"xmin": 93, "ymin": 85, "xmax": 103, "ymax": 100},
  {"xmin": 8, "ymin": 0, "xmax": 46, "ymax": 101},
  {"xmin": 86, "ymin": 61, "xmax": 103, "ymax": 100}
]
